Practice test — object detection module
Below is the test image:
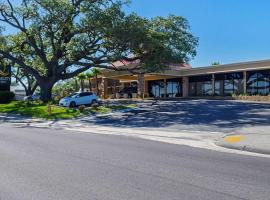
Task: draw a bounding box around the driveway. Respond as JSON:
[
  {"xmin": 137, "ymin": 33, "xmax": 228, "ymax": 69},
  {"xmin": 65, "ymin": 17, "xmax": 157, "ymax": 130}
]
[{"xmin": 75, "ymin": 99, "xmax": 270, "ymax": 132}]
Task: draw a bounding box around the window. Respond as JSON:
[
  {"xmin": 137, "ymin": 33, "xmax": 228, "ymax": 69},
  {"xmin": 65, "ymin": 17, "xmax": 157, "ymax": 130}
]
[
  {"xmin": 189, "ymin": 75, "xmax": 212, "ymax": 96},
  {"xmin": 189, "ymin": 82, "xmax": 196, "ymax": 96},
  {"xmin": 214, "ymin": 80, "xmax": 223, "ymax": 95},
  {"xmin": 148, "ymin": 78, "xmax": 182, "ymax": 98},
  {"xmin": 247, "ymin": 70, "xmax": 270, "ymax": 95},
  {"xmin": 166, "ymin": 78, "xmax": 182, "ymax": 97},
  {"xmin": 224, "ymin": 80, "xmax": 234, "ymax": 95},
  {"xmin": 215, "ymin": 72, "xmax": 243, "ymax": 96},
  {"xmin": 148, "ymin": 80, "xmax": 164, "ymax": 98},
  {"xmin": 79, "ymin": 92, "xmax": 91, "ymax": 97}
]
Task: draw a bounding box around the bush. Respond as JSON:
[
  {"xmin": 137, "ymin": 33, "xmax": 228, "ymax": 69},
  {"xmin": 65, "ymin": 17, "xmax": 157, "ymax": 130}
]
[
  {"xmin": 78, "ymin": 105, "xmax": 86, "ymax": 112},
  {"xmin": 0, "ymin": 91, "xmax": 15, "ymax": 104}
]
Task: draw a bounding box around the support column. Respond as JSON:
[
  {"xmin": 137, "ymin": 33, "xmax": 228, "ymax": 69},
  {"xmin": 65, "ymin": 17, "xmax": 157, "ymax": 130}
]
[
  {"xmin": 144, "ymin": 80, "xmax": 149, "ymax": 98},
  {"xmin": 212, "ymin": 74, "xmax": 215, "ymax": 96},
  {"xmin": 243, "ymin": 71, "xmax": 247, "ymax": 94},
  {"xmin": 137, "ymin": 74, "xmax": 145, "ymax": 99},
  {"xmin": 100, "ymin": 78, "xmax": 108, "ymax": 99},
  {"xmin": 111, "ymin": 79, "xmax": 116, "ymax": 99},
  {"xmin": 163, "ymin": 79, "xmax": 167, "ymax": 98},
  {"xmin": 182, "ymin": 76, "xmax": 189, "ymax": 97}
]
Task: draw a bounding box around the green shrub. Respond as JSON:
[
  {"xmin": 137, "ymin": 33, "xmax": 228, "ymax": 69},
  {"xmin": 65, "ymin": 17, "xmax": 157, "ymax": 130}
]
[
  {"xmin": 78, "ymin": 105, "xmax": 86, "ymax": 112},
  {"xmin": 0, "ymin": 91, "xmax": 15, "ymax": 104}
]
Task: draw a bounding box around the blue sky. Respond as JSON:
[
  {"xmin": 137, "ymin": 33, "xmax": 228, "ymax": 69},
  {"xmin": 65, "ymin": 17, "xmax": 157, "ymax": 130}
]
[
  {"xmin": 125, "ymin": 0, "xmax": 270, "ymax": 67},
  {"xmin": 3, "ymin": 0, "xmax": 270, "ymax": 67}
]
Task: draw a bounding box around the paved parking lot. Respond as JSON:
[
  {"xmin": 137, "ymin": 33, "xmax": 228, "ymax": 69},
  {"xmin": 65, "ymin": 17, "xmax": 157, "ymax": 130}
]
[
  {"xmin": 77, "ymin": 99, "xmax": 270, "ymax": 133},
  {"xmin": 2, "ymin": 99, "xmax": 269, "ymax": 134}
]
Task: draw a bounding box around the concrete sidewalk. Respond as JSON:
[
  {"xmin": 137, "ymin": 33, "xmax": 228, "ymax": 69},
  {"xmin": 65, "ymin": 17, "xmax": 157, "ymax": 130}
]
[{"xmin": 216, "ymin": 126, "xmax": 270, "ymax": 155}]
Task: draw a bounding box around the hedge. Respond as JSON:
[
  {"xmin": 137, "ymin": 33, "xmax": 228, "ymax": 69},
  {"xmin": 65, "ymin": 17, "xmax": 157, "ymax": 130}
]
[{"xmin": 0, "ymin": 91, "xmax": 15, "ymax": 104}]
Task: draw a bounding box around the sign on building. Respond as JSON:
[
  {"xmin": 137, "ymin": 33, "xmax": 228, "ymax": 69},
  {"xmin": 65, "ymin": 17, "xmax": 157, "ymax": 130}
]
[{"xmin": 0, "ymin": 65, "xmax": 11, "ymax": 91}]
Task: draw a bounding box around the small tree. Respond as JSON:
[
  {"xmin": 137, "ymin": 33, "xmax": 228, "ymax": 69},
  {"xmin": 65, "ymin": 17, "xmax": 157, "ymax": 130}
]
[
  {"xmin": 12, "ymin": 66, "xmax": 38, "ymax": 96},
  {"xmin": 92, "ymin": 68, "xmax": 101, "ymax": 95},
  {"xmin": 85, "ymin": 72, "xmax": 94, "ymax": 92},
  {"xmin": 77, "ymin": 73, "xmax": 86, "ymax": 92},
  {"xmin": 53, "ymin": 79, "xmax": 78, "ymax": 98},
  {"xmin": 74, "ymin": 78, "xmax": 79, "ymax": 91},
  {"xmin": 211, "ymin": 61, "xmax": 220, "ymax": 66}
]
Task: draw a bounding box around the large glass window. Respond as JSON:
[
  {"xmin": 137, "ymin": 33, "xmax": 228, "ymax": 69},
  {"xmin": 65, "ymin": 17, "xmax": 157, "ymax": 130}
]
[
  {"xmin": 203, "ymin": 81, "xmax": 212, "ymax": 95},
  {"xmin": 166, "ymin": 78, "xmax": 182, "ymax": 97},
  {"xmin": 148, "ymin": 78, "xmax": 182, "ymax": 98},
  {"xmin": 189, "ymin": 75, "xmax": 213, "ymax": 96},
  {"xmin": 148, "ymin": 80, "xmax": 164, "ymax": 98},
  {"xmin": 214, "ymin": 80, "xmax": 223, "ymax": 96},
  {"xmin": 215, "ymin": 72, "xmax": 243, "ymax": 96},
  {"xmin": 224, "ymin": 80, "xmax": 234, "ymax": 95},
  {"xmin": 247, "ymin": 70, "xmax": 270, "ymax": 95},
  {"xmin": 189, "ymin": 82, "xmax": 196, "ymax": 96}
]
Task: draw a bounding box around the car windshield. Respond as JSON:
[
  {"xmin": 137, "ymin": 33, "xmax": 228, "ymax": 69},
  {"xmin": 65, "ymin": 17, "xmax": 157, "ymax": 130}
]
[{"xmin": 68, "ymin": 93, "xmax": 79, "ymax": 98}]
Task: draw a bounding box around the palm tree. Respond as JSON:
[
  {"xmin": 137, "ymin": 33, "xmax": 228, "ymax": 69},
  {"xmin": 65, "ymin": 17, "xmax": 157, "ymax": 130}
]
[
  {"xmin": 92, "ymin": 68, "xmax": 101, "ymax": 95},
  {"xmin": 77, "ymin": 73, "xmax": 86, "ymax": 91},
  {"xmin": 74, "ymin": 77, "xmax": 79, "ymax": 91},
  {"xmin": 211, "ymin": 61, "xmax": 220, "ymax": 66},
  {"xmin": 85, "ymin": 72, "xmax": 94, "ymax": 92}
]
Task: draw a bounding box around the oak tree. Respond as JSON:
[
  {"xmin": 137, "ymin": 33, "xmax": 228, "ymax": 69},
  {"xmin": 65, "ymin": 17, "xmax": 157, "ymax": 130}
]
[{"xmin": 0, "ymin": 0, "xmax": 198, "ymax": 101}]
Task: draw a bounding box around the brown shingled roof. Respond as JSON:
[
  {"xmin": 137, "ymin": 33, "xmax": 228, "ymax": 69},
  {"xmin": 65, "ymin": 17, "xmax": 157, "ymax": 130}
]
[{"xmin": 109, "ymin": 59, "xmax": 191, "ymax": 70}]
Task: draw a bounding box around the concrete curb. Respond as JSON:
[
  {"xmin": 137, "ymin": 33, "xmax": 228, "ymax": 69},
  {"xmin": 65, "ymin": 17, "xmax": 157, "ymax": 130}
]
[{"xmin": 215, "ymin": 134, "xmax": 270, "ymax": 155}]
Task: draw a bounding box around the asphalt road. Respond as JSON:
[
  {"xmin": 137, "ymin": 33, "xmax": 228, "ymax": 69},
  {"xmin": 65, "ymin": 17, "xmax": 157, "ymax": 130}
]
[{"xmin": 1, "ymin": 125, "xmax": 270, "ymax": 200}]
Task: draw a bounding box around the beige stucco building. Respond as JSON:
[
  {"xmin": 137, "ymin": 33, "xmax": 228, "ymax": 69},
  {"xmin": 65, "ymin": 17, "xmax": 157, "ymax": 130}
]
[{"xmin": 92, "ymin": 59, "xmax": 270, "ymax": 99}]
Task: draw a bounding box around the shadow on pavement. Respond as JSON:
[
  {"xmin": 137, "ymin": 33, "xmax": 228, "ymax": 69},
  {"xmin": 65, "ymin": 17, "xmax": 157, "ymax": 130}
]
[
  {"xmin": 78, "ymin": 99, "xmax": 270, "ymax": 132},
  {"xmin": 1, "ymin": 99, "xmax": 270, "ymax": 133}
]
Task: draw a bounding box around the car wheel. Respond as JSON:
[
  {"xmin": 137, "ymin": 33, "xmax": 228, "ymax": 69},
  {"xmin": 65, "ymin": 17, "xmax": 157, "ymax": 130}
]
[
  {"xmin": 69, "ymin": 101, "xmax": 76, "ymax": 108},
  {"xmin": 91, "ymin": 99, "xmax": 97, "ymax": 106}
]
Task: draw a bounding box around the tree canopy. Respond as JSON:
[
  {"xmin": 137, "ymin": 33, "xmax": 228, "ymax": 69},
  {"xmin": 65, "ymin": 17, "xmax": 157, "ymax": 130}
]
[
  {"xmin": 211, "ymin": 61, "xmax": 220, "ymax": 66},
  {"xmin": 0, "ymin": 0, "xmax": 198, "ymax": 101}
]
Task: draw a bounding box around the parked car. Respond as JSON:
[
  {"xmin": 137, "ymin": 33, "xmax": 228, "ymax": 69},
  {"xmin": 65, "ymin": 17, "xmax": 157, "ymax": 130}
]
[
  {"xmin": 59, "ymin": 92, "xmax": 98, "ymax": 108},
  {"xmin": 23, "ymin": 93, "xmax": 41, "ymax": 101}
]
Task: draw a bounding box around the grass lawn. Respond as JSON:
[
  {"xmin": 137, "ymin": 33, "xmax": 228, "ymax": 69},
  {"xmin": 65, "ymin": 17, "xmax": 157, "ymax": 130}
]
[
  {"xmin": 0, "ymin": 101, "xmax": 137, "ymax": 119},
  {"xmin": 0, "ymin": 101, "xmax": 80, "ymax": 119}
]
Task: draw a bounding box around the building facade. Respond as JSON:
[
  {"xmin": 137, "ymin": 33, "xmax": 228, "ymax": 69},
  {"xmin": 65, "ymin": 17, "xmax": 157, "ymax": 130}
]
[{"xmin": 96, "ymin": 59, "xmax": 270, "ymax": 99}]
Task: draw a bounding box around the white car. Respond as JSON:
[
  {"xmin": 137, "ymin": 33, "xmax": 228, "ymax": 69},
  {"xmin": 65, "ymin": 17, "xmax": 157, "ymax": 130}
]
[
  {"xmin": 23, "ymin": 94, "xmax": 41, "ymax": 101},
  {"xmin": 59, "ymin": 92, "xmax": 98, "ymax": 108}
]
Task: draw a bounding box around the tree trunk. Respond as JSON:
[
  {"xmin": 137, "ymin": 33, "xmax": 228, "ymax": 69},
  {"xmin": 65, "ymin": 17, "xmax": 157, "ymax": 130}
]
[
  {"xmin": 80, "ymin": 79, "xmax": 84, "ymax": 91},
  {"xmin": 21, "ymin": 84, "xmax": 30, "ymax": 96},
  {"xmin": 39, "ymin": 80, "xmax": 54, "ymax": 102},
  {"xmin": 25, "ymin": 82, "xmax": 38, "ymax": 96},
  {"xmin": 25, "ymin": 88, "xmax": 32, "ymax": 96},
  {"xmin": 75, "ymin": 79, "xmax": 78, "ymax": 91},
  {"xmin": 95, "ymin": 75, "xmax": 99, "ymax": 96},
  {"xmin": 88, "ymin": 79, "xmax": 92, "ymax": 91}
]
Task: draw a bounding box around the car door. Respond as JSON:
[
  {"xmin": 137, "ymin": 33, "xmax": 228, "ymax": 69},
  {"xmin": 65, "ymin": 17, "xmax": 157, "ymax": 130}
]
[
  {"xmin": 76, "ymin": 93, "xmax": 86, "ymax": 105},
  {"xmin": 86, "ymin": 92, "xmax": 94, "ymax": 104},
  {"xmin": 78, "ymin": 92, "xmax": 91, "ymax": 105}
]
